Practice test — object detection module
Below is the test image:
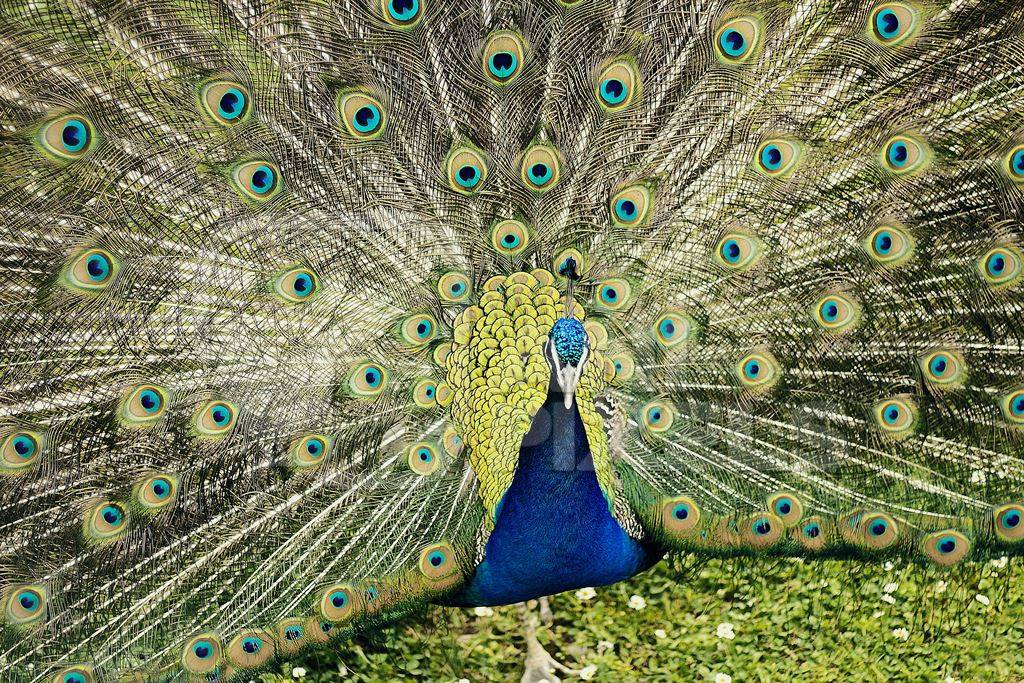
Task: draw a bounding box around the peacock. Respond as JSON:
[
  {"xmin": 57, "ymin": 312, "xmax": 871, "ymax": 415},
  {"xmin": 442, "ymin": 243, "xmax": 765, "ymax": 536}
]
[{"xmin": 1, "ymin": 0, "xmax": 1023, "ymax": 679}]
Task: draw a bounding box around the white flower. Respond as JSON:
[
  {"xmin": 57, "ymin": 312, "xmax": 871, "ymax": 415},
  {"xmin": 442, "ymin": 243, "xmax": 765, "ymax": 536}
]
[
  {"xmin": 654, "ymin": 628, "xmax": 668, "ymax": 639},
  {"xmin": 292, "ymin": 668, "xmax": 307, "ymax": 679},
  {"xmin": 883, "ymin": 561, "xmax": 895, "ymax": 571},
  {"xmin": 944, "ymin": 677, "xmax": 961, "ymax": 683},
  {"xmin": 714, "ymin": 674, "xmax": 732, "ymax": 683},
  {"xmin": 575, "ymin": 587, "xmax": 597, "ymax": 601},
  {"xmin": 970, "ymin": 469, "xmax": 988, "ymax": 484},
  {"xmin": 975, "ymin": 594, "xmax": 990, "ymax": 606},
  {"xmin": 872, "ymin": 611, "xmax": 884, "ymax": 619},
  {"xmin": 473, "ymin": 606, "xmax": 494, "ymax": 617},
  {"xmin": 991, "ymin": 556, "xmax": 1008, "ymax": 569},
  {"xmin": 883, "ymin": 582, "xmax": 899, "ymax": 594},
  {"xmin": 716, "ymin": 622, "xmax": 735, "ymax": 640},
  {"xmin": 880, "ymin": 594, "xmax": 896, "ymax": 605},
  {"xmin": 934, "ymin": 580, "xmax": 948, "ymax": 594},
  {"xmin": 892, "ymin": 627, "xmax": 910, "ymax": 641},
  {"xmin": 457, "ymin": 679, "xmax": 470, "ymax": 683},
  {"xmin": 597, "ymin": 640, "xmax": 615, "ymax": 653},
  {"xmin": 579, "ymin": 665, "xmax": 598, "ymax": 680},
  {"xmin": 627, "ymin": 594, "xmax": 646, "ymax": 610}
]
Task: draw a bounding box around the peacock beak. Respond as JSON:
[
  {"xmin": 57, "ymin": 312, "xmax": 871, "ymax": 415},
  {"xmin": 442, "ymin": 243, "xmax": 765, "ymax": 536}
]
[{"xmin": 545, "ymin": 340, "xmax": 589, "ymax": 409}]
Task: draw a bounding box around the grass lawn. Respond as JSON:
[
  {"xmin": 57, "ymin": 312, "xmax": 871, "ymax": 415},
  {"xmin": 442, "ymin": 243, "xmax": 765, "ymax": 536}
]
[{"xmin": 263, "ymin": 556, "xmax": 1023, "ymax": 682}]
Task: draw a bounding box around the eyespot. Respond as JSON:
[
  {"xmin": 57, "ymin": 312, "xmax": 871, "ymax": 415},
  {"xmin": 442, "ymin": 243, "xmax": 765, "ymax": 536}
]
[
  {"xmin": 661, "ymin": 496, "xmax": 701, "ymax": 536},
  {"xmin": 609, "ymin": 184, "xmax": 652, "ymax": 227},
  {"xmin": 584, "ymin": 320, "xmax": 609, "ymax": 351},
  {"xmin": 918, "ymin": 349, "xmax": 966, "ymax": 389},
  {"xmin": 408, "ymin": 442, "xmax": 440, "ymax": 476},
  {"xmin": 992, "ymin": 503, "xmax": 1024, "ymax": 541},
  {"xmin": 37, "ymin": 114, "xmax": 96, "ymax": 161},
  {"xmin": 609, "ymin": 352, "xmax": 635, "ymax": 383},
  {"xmin": 714, "ymin": 232, "xmax": 762, "ymax": 272},
  {"xmin": 5, "ymin": 585, "xmax": 46, "ymax": 625},
  {"xmin": 349, "ymin": 362, "xmax": 388, "ymax": 397},
  {"xmin": 319, "ymin": 584, "xmax": 358, "ymax": 621},
  {"xmin": 418, "ymin": 542, "xmax": 459, "ymax": 581},
  {"xmin": 864, "ymin": 224, "xmax": 914, "ymax": 266},
  {"xmin": 882, "ymin": 135, "xmax": 929, "ymax": 174},
  {"xmin": 999, "ymin": 389, "xmax": 1024, "ymax": 427},
  {"xmin": 920, "ymin": 529, "xmax": 969, "ymax": 566},
  {"xmin": 595, "ymin": 58, "xmax": 639, "ymax": 112},
  {"xmin": 490, "ymin": 219, "xmax": 531, "ymax": 257},
  {"xmin": 640, "ymin": 400, "xmax": 674, "ymax": 434},
  {"xmin": 446, "ymin": 145, "xmax": 489, "ymax": 195},
  {"xmin": 337, "ymin": 91, "xmax": 386, "ymax": 140},
  {"xmin": 766, "ymin": 491, "xmax": 804, "ymax": 527},
  {"xmin": 401, "ymin": 313, "xmax": 438, "ymax": 346},
  {"xmin": 182, "ymin": 634, "xmax": 222, "ymax": 674},
  {"xmin": 289, "ymin": 434, "xmax": 331, "ymax": 469},
  {"xmin": 200, "ymin": 80, "xmax": 251, "ymax": 125},
  {"xmin": 873, "ymin": 397, "xmax": 917, "ymax": 438},
  {"xmin": 443, "ymin": 427, "xmax": 464, "ymax": 456},
  {"xmin": 594, "ymin": 278, "xmax": 632, "ymax": 311},
  {"xmin": 437, "ymin": 272, "xmax": 472, "ymax": 303},
  {"xmin": 859, "ymin": 511, "xmax": 898, "ymax": 549},
  {"xmin": 435, "ymin": 382, "xmax": 453, "ymax": 407},
  {"xmin": 119, "ymin": 384, "xmax": 168, "ymax": 426},
  {"xmin": 812, "ymin": 292, "xmax": 861, "ymax": 332},
  {"xmin": 1006, "ymin": 145, "xmax": 1024, "ymax": 182},
  {"xmin": 194, "ymin": 400, "xmax": 237, "ymax": 437},
  {"xmin": 63, "ymin": 248, "xmax": 118, "ymax": 292},
  {"xmin": 231, "ymin": 160, "xmax": 282, "ymax": 200},
  {"xmin": 740, "ymin": 513, "xmax": 785, "ymax": 549},
  {"xmin": 270, "ymin": 266, "xmax": 319, "ymax": 304},
  {"xmin": 380, "ymin": 0, "xmax": 422, "ymax": 28},
  {"xmin": 412, "ymin": 379, "xmax": 438, "ymax": 408},
  {"xmin": 482, "ymin": 31, "xmax": 526, "ymax": 85},
  {"xmin": 651, "ymin": 310, "xmax": 694, "ymax": 349},
  {"xmin": 2, "ymin": 431, "xmax": 43, "ymax": 474},
  {"xmin": 756, "ymin": 139, "xmax": 802, "ymax": 177},
  {"xmin": 869, "ymin": 3, "xmax": 921, "ymax": 46},
  {"xmin": 978, "ymin": 245, "xmax": 1023, "ymax": 290},
  {"xmin": 715, "ymin": 16, "xmax": 762, "ymax": 63},
  {"xmin": 793, "ymin": 516, "xmax": 828, "ymax": 551},
  {"xmin": 277, "ymin": 618, "xmax": 308, "ymax": 654},
  {"xmin": 136, "ymin": 473, "xmax": 178, "ymax": 511},
  {"xmin": 86, "ymin": 501, "xmax": 129, "ymax": 542},
  {"xmin": 228, "ymin": 629, "xmax": 275, "ymax": 668},
  {"xmin": 520, "ymin": 144, "xmax": 560, "ymax": 192},
  {"xmin": 735, "ymin": 350, "xmax": 781, "ymax": 392},
  {"xmin": 54, "ymin": 666, "xmax": 94, "ymax": 683}
]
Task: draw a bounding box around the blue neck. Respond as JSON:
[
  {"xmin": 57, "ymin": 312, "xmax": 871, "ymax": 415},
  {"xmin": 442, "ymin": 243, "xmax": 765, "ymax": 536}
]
[{"xmin": 451, "ymin": 375, "xmax": 656, "ymax": 607}]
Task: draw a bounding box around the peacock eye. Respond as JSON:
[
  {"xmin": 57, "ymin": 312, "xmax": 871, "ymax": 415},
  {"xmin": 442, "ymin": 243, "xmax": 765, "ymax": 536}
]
[
  {"xmin": 609, "ymin": 184, "xmax": 653, "ymax": 227},
  {"xmin": 120, "ymin": 384, "xmax": 169, "ymax": 426},
  {"xmin": 381, "ymin": 0, "xmax": 422, "ymax": 28},
  {"xmin": 2, "ymin": 431, "xmax": 42, "ymax": 473},
  {"xmin": 859, "ymin": 511, "xmax": 898, "ymax": 549},
  {"xmin": 1006, "ymin": 145, "xmax": 1024, "ymax": 182},
  {"xmin": 200, "ymin": 80, "xmax": 251, "ymax": 125},
  {"xmin": 5, "ymin": 585, "xmax": 46, "ymax": 624},
  {"xmin": 490, "ymin": 219, "xmax": 531, "ymax": 257},
  {"xmin": 38, "ymin": 114, "xmax": 96, "ymax": 161},
  {"xmin": 86, "ymin": 501, "xmax": 129, "ymax": 542},
  {"xmin": 608, "ymin": 352, "xmax": 635, "ymax": 383},
  {"xmin": 920, "ymin": 529, "xmax": 970, "ymax": 566},
  {"xmin": 873, "ymin": 397, "xmax": 917, "ymax": 438},
  {"xmin": 865, "ymin": 224, "xmax": 914, "ymax": 266},
  {"xmin": 594, "ymin": 278, "xmax": 633, "ymax": 311},
  {"xmin": 228, "ymin": 630, "xmax": 274, "ymax": 667},
  {"xmin": 520, "ymin": 144, "xmax": 561, "ymax": 192},
  {"xmin": 651, "ymin": 310, "xmax": 694, "ymax": 349},
  {"xmin": 882, "ymin": 135, "xmax": 929, "ymax": 174},
  {"xmin": 756, "ymin": 139, "xmax": 802, "ymax": 176},
  {"xmin": 869, "ymin": 3, "xmax": 921, "ymax": 46},
  {"xmin": 63, "ymin": 248, "xmax": 118, "ymax": 292},
  {"xmin": 350, "ymin": 361, "xmax": 388, "ymax": 397},
  {"xmin": 437, "ymin": 272, "xmax": 472, "ymax": 303},
  {"xmin": 182, "ymin": 634, "xmax": 222, "ymax": 674},
  {"xmin": 401, "ymin": 313, "xmax": 438, "ymax": 346},
  {"xmin": 194, "ymin": 400, "xmax": 237, "ymax": 437},
  {"xmin": 338, "ymin": 91, "xmax": 386, "ymax": 139},
  {"xmin": 320, "ymin": 584, "xmax": 356, "ymax": 621},
  {"xmin": 715, "ymin": 16, "xmax": 762, "ymax": 63},
  {"xmin": 1000, "ymin": 389, "xmax": 1024, "ymax": 427},
  {"xmin": 412, "ymin": 378, "xmax": 438, "ymax": 408},
  {"xmin": 273, "ymin": 267, "xmax": 319, "ymax": 303},
  {"xmin": 735, "ymin": 350, "xmax": 781, "ymax": 392},
  {"xmin": 408, "ymin": 442, "xmax": 440, "ymax": 476},
  {"xmin": 595, "ymin": 58, "xmax": 639, "ymax": 112},
  {"xmin": 289, "ymin": 434, "xmax": 331, "ymax": 468},
  {"xmin": 641, "ymin": 401, "xmax": 674, "ymax": 433},
  {"xmin": 714, "ymin": 232, "xmax": 762, "ymax": 272},
  {"xmin": 992, "ymin": 503, "xmax": 1024, "ymax": 541},
  {"xmin": 137, "ymin": 473, "xmax": 178, "ymax": 511},
  {"xmin": 978, "ymin": 245, "xmax": 1023, "ymax": 289},
  {"xmin": 919, "ymin": 349, "xmax": 966, "ymax": 389},
  {"xmin": 446, "ymin": 145, "xmax": 489, "ymax": 194},
  {"xmin": 418, "ymin": 542, "xmax": 458, "ymax": 580},
  {"xmin": 812, "ymin": 293, "xmax": 860, "ymax": 332},
  {"xmin": 58, "ymin": 668, "xmax": 94, "ymax": 683},
  {"xmin": 766, "ymin": 491, "xmax": 804, "ymax": 526},
  {"xmin": 482, "ymin": 31, "xmax": 526, "ymax": 85},
  {"xmin": 661, "ymin": 496, "xmax": 700, "ymax": 535},
  {"xmin": 232, "ymin": 160, "xmax": 282, "ymax": 200},
  {"xmin": 443, "ymin": 427, "xmax": 464, "ymax": 456}
]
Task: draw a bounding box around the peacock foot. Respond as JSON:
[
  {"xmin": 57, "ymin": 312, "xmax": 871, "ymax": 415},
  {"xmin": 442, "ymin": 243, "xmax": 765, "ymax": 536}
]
[{"xmin": 518, "ymin": 599, "xmax": 581, "ymax": 683}]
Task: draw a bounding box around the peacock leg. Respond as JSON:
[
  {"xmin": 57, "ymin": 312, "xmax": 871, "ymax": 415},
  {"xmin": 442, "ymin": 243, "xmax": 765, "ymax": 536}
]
[{"xmin": 518, "ymin": 600, "xmax": 579, "ymax": 683}]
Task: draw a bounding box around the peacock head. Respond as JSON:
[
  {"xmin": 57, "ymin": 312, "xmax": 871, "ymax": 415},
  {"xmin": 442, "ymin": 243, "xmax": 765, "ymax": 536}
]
[{"xmin": 545, "ymin": 317, "xmax": 590, "ymax": 409}]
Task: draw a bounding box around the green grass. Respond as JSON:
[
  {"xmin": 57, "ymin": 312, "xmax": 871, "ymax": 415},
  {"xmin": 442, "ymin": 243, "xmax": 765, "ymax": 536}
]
[{"xmin": 262, "ymin": 556, "xmax": 1023, "ymax": 682}]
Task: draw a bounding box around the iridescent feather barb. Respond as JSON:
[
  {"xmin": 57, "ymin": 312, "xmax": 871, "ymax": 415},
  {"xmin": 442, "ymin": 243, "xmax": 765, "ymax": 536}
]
[{"xmin": 1, "ymin": 0, "xmax": 1023, "ymax": 680}]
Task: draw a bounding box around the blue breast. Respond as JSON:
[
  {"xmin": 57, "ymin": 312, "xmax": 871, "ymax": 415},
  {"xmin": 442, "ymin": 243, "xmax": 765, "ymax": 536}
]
[{"xmin": 451, "ymin": 380, "xmax": 657, "ymax": 607}]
